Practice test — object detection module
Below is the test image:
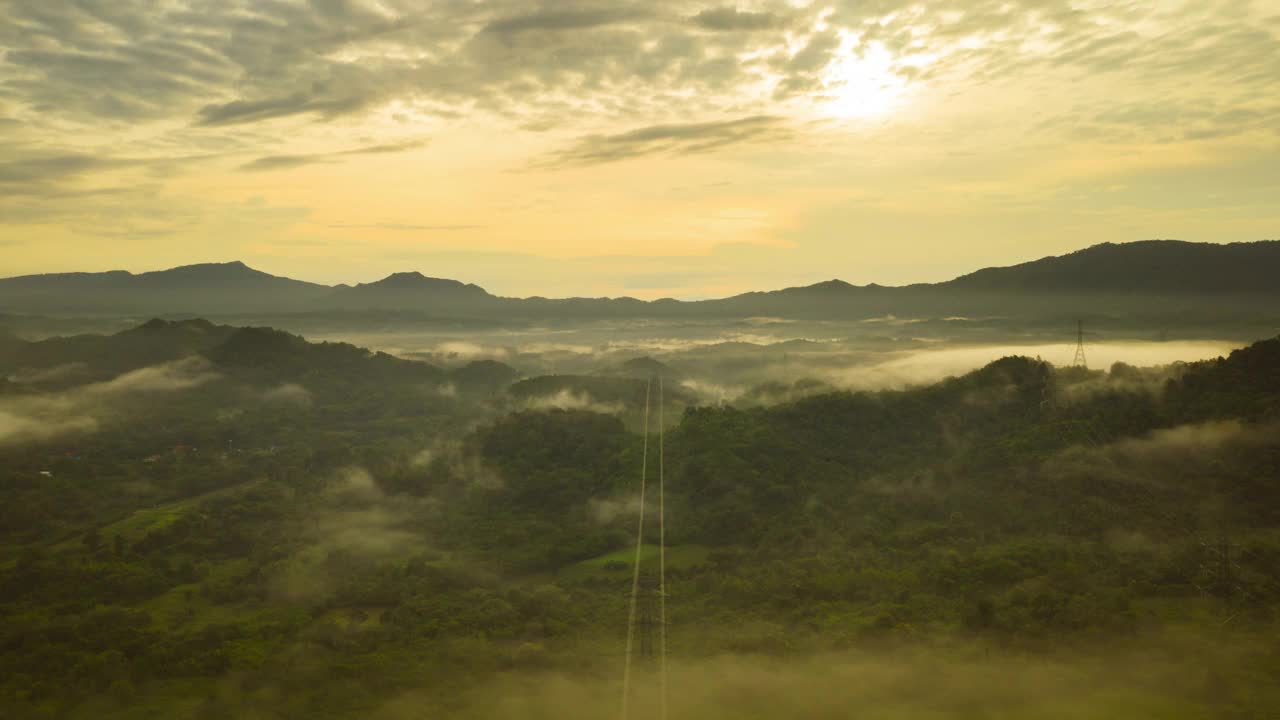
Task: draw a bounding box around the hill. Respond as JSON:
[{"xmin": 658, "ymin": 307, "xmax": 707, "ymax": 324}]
[
  {"xmin": 594, "ymin": 355, "xmax": 681, "ymax": 380},
  {"xmin": 2, "ymin": 323, "xmax": 1280, "ymax": 718}
]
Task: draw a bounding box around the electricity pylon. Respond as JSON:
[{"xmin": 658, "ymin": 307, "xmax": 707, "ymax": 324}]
[{"xmin": 1072, "ymin": 319, "xmax": 1087, "ymax": 368}]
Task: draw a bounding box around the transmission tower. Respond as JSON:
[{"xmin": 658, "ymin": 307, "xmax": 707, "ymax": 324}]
[
  {"xmin": 1072, "ymin": 319, "xmax": 1087, "ymax": 368},
  {"xmin": 1036, "ymin": 358, "xmax": 1057, "ymax": 415},
  {"xmin": 1194, "ymin": 526, "xmax": 1252, "ymax": 627},
  {"xmin": 635, "ymin": 570, "xmax": 660, "ymax": 662},
  {"xmin": 1200, "ymin": 532, "xmax": 1239, "ymax": 600}
]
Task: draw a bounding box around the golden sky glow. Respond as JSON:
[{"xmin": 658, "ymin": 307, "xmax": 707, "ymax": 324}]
[{"xmin": 2, "ymin": 0, "xmax": 1278, "ymax": 298}]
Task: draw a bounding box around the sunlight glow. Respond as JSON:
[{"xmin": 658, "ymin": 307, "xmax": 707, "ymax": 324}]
[{"xmin": 820, "ymin": 40, "xmax": 907, "ymax": 120}]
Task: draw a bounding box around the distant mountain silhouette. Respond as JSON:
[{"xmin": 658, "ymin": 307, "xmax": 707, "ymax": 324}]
[
  {"xmin": 355, "ymin": 271, "xmax": 486, "ymax": 292},
  {"xmin": 325, "ymin": 271, "xmax": 492, "ymax": 310},
  {"xmin": 136, "ymin": 261, "xmax": 321, "ymax": 289},
  {"xmin": 941, "ymin": 240, "xmax": 1280, "ymax": 294},
  {"xmin": 2, "ymin": 240, "xmax": 1277, "ymax": 319},
  {"xmin": 0, "ymin": 261, "xmax": 328, "ymax": 314},
  {"xmin": 1, "ymin": 261, "xmax": 322, "ymax": 291},
  {"xmin": 743, "ymin": 278, "xmax": 867, "ymax": 297}
]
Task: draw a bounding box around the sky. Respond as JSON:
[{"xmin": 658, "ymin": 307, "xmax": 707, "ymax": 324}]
[{"xmin": 1, "ymin": 0, "xmax": 1277, "ymax": 299}]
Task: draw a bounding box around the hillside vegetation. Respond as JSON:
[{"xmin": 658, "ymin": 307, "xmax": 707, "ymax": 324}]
[{"xmin": 1, "ymin": 325, "xmax": 1278, "ymax": 718}]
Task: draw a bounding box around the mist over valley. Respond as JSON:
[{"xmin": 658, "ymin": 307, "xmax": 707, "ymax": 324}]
[{"xmin": 3, "ymin": 241, "xmax": 1279, "ymax": 718}]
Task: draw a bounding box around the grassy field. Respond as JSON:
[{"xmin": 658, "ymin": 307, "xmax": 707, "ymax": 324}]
[
  {"xmin": 558, "ymin": 544, "xmax": 712, "ymax": 582},
  {"xmin": 106, "ymin": 480, "xmax": 264, "ymax": 541}
]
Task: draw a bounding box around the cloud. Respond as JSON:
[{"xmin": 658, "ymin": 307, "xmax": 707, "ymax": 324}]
[
  {"xmin": 2, "ymin": 0, "xmax": 1274, "ymax": 148},
  {"xmin": 239, "ymin": 139, "xmax": 427, "ymax": 172},
  {"xmin": 1105, "ymin": 420, "xmax": 1279, "ymax": 469},
  {"xmin": 0, "ymin": 145, "xmax": 217, "ymax": 202},
  {"xmin": 5, "ymin": 362, "xmax": 90, "ymax": 386},
  {"xmin": 433, "ymin": 341, "xmax": 510, "ymax": 361},
  {"xmin": 86, "ymin": 356, "xmax": 218, "ymax": 395},
  {"xmin": 0, "ymin": 357, "xmax": 218, "ymax": 446},
  {"xmin": 409, "ymin": 448, "xmax": 436, "ymax": 468},
  {"xmin": 262, "ymin": 383, "xmax": 313, "ymax": 408},
  {"xmin": 237, "ymin": 154, "xmax": 327, "ymax": 172},
  {"xmin": 2, "ymin": 0, "xmax": 1277, "ymax": 275},
  {"xmin": 335, "ymin": 139, "xmax": 428, "ymax": 156},
  {"xmin": 198, "ymin": 91, "xmax": 373, "ymax": 127},
  {"xmin": 0, "ymin": 409, "xmax": 98, "ymax": 446},
  {"xmin": 545, "ymin": 115, "xmax": 789, "ymax": 166},
  {"xmin": 0, "ymin": 153, "xmax": 118, "ymax": 187},
  {"xmin": 324, "ymin": 466, "xmax": 387, "ymax": 505},
  {"xmin": 586, "ymin": 496, "xmax": 642, "ymax": 524},
  {"xmin": 272, "ymin": 466, "xmax": 433, "ymax": 603},
  {"xmin": 828, "ymin": 342, "xmax": 1234, "ymax": 391},
  {"xmin": 1040, "ymin": 419, "xmax": 1280, "ymax": 498},
  {"xmin": 692, "ymin": 8, "xmax": 788, "ymax": 32},
  {"xmin": 324, "ymin": 223, "xmax": 484, "ymax": 231},
  {"xmin": 0, "ymin": 0, "xmax": 829, "ymax": 133},
  {"xmin": 522, "ymin": 389, "xmax": 624, "ymax": 415},
  {"xmin": 484, "ymin": 8, "xmax": 650, "ymax": 35},
  {"xmin": 679, "ymin": 377, "xmax": 746, "ymax": 404}
]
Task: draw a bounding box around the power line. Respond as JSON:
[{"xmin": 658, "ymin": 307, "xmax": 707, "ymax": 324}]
[
  {"xmin": 621, "ymin": 377, "xmax": 652, "ymax": 720},
  {"xmin": 621, "ymin": 375, "xmax": 671, "ymax": 720},
  {"xmin": 658, "ymin": 374, "xmax": 667, "ymax": 720}
]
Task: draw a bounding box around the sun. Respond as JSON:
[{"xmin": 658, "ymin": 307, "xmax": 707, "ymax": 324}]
[{"xmin": 821, "ymin": 42, "xmax": 907, "ymax": 120}]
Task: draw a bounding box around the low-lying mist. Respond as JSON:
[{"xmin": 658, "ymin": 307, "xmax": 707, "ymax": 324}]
[
  {"xmin": 304, "ymin": 320, "xmax": 1239, "ymax": 409},
  {"xmin": 825, "ymin": 340, "xmax": 1235, "ymax": 391},
  {"xmin": 372, "ymin": 630, "xmax": 1275, "ymax": 719},
  {"xmin": 0, "ymin": 356, "xmax": 219, "ymax": 445}
]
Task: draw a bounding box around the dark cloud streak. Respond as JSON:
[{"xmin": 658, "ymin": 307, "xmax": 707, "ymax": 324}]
[
  {"xmin": 0, "ymin": 154, "xmax": 118, "ymax": 187},
  {"xmin": 238, "ymin": 154, "xmax": 329, "ymax": 172},
  {"xmin": 544, "ymin": 115, "xmax": 789, "ymax": 167},
  {"xmin": 692, "ymin": 8, "xmax": 788, "ymax": 31},
  {"xmin": 238, "ymin": 139, "xmax": 427, "ymax": 172},
  {"xmin": 325, "ymin": 222, "xmax": 484, "ymax": 231},
  {"xmin": 484, "ymin": 8, "xmax": 650, "ymax": 34}
]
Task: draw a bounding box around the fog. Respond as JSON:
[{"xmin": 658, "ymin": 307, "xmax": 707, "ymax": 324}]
[
  {"xmin": 273, "ymin": 467, "xmax": 434, "ymax": 604},
  {"xmin": 522, "ymin": 389, "xmax": 626, "ymax": 415},
  {"xmin": 304, "ymin": 322, "xmax": 1238, "ymax": 408},
  {"xmin": 261, "ymin": 382, "xmax": 313, "ymax": 408},
  {"xmin": 827, "ymin": 341, "xmax": 1234, "ymax": 391},
  {"xmin": 0, "ymin": 356, "xmax": 217, "ymax": 445},
  {"xmin": 371, "ymin": 633, "xmax": 1270, "ymax": 719}
]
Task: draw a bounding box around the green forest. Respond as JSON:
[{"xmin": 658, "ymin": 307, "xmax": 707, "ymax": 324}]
[{"xmin": 2, "ymin": 320, "xmax": 1279, "ymax": 718}]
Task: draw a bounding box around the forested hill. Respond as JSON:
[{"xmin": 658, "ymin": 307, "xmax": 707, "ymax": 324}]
[
  {"xmin": 0, "ymin": 318, "xmax": 519, "ymax": 394},
  {"xmin": 2, "ymin": 239, "xmax": 1278, "ymax": 318},
  {"xmin": 2, "ymin": 330, "xmax": 1279, "ymax": 718},
  {"xmin": 668, "ymin": 338, "xmax": 1280, "ymax": 545}
]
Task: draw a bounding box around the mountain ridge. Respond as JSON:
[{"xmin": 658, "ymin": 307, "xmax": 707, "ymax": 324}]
[
  {"xmin": 3, "ymin": 240, "xmax": 1279, "ymax": 318},
  {"xmin": 939, "ymin": 239, "xmax": 1280, "ymax": 294}
]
